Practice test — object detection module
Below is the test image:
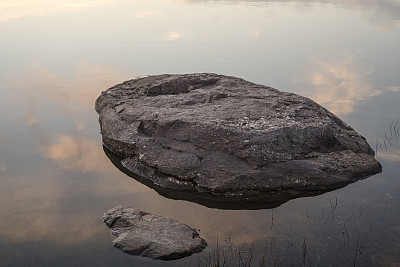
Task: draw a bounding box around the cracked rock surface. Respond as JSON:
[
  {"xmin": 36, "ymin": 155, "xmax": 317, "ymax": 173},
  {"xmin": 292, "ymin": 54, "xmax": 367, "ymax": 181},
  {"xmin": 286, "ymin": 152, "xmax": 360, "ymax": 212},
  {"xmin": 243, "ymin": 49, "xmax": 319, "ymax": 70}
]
[
  {"xmin": 95, "ymin": 73, "xmax": 382, "ymax": 197},
  {"xmin": 102, "ymin": 205, "xmax": 207, "ymax": 259}
]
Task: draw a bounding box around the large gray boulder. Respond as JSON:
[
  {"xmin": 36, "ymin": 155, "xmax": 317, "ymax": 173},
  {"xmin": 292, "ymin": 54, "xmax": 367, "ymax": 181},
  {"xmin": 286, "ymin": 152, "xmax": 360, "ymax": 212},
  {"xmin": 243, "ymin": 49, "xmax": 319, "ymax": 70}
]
[
  {"xmin": 102, "ymin": 205, "xmax": 207, "ymax": 259},
  {"xmin": 95, "ymin": 73, "xmax": 381, "ymax": 199}
]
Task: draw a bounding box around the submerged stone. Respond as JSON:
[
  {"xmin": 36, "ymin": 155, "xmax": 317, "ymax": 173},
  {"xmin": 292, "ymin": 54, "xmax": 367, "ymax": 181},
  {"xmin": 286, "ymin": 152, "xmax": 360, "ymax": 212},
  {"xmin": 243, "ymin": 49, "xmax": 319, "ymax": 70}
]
[
  {"xmin": 102, "ymin": 205, "xmax": 207, "ymax": 260},
  {"xmin": 95, "ymin": 73, "xmax": 382, "ymax": 200}
]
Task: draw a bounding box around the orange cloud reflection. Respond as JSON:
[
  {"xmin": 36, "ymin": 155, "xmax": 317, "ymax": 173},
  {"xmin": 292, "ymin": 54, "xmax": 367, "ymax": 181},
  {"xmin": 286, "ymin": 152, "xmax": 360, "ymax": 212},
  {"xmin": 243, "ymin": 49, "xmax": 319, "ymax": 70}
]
[
  {"xmin": 158, "ymin": 30, "xmax": 188, "ymax": 42},
  {"xmin": 377, "ymin": 149, "xmax": 400, "ymax": 163},
  {"xmin": 294, "ymin": 52, "xmax": 383, "ymax": 116},
  {"xmin": 5, "ymin": 62, "xmax": 129, "ymax": 126},
  {"xmin": 0, "ymin": 161, "xmax": 6, "ymax": 172},
  {"xmin": 0, "ymin": 0, "xmax": 120, "ymax": 22},
  {"xmin": 44, "ymin": 135, "xmax": 105, "ymax": 173}
]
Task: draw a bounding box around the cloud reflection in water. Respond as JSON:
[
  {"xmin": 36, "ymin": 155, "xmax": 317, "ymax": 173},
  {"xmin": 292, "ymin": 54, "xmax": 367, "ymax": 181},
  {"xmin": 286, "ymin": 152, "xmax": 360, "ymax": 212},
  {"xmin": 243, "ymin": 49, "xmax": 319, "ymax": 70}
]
[
  {"xmin": 0, "ymin": 0, "xmax": 398, "ymax": 264},
  {"xmin": 0, "ymin": 63, "xmax": 144, "ymax": 246},
  {"xmin": 44, "ymin": 135, "xmax": 107, "ymax": 173},
  {"xmin": 172, "ymin": 0, "xmax": 400, "ymax": 29},
  {"xmin": 294, "ymin": 52, "xmax": 381, "ymax": 116},
  {"xmin": 0, "ymin": 0, "xmax": 120, "ymax": 22}
]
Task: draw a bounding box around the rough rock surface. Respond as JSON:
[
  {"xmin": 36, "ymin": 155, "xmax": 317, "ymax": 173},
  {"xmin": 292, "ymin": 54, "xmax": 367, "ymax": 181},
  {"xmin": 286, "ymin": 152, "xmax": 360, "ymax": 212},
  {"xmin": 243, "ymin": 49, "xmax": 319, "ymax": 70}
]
[
  {"xmin": 102, "ymin": 205, "xmax": 207, "ymax": 259},
  {"xmin": 103, "ymin": 146, "xmax": 332, "ymax": 210},
  {"xmin": 95, "ymin": 73, "xmax": 382, "ymax": 197}
]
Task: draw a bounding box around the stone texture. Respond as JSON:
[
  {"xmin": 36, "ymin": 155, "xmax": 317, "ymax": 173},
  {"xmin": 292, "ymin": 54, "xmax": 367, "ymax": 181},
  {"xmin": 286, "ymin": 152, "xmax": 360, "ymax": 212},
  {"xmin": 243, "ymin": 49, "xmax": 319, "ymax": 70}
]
[
  {"xmin": 95, "ymin": 73, "xmax": 382, "ymax": 198},
  {"xmin": 103, "ymin": 146, "xmax": 335, "ymax": 210},
  {"xmin": 102, "ymin": 205, "xmax": 207, "ymax": 260}
]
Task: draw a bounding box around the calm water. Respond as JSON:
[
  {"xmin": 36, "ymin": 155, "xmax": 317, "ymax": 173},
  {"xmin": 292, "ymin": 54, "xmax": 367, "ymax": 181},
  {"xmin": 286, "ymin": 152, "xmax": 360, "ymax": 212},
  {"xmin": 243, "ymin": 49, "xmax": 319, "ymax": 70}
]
[{"xmin": 1, "ymin": 0, "xmax": 400, "ymax": 266}]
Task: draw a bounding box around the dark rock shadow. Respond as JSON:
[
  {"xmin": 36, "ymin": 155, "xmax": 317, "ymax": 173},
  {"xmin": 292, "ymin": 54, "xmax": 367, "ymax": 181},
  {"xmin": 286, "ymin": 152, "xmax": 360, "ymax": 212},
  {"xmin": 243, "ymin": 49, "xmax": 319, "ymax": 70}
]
[{"xmin": 103, "ymin": 146, "xmax": 349, "ymax": 210}]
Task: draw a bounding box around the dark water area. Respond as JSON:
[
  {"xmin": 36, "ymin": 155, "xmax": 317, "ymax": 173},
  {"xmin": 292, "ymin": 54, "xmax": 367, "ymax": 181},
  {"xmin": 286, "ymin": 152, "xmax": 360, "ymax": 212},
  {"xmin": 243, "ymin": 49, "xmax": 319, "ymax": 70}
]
[{"xmin": 1, "ymin": 0, "xmax": 400, "ymax": 266}]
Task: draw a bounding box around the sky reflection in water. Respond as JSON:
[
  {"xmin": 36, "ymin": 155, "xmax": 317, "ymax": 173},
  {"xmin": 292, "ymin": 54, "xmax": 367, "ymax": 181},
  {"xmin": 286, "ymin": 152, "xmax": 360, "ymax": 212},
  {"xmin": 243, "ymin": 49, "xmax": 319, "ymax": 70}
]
[{"xmin": 0, "ymin": 0, "xmax": 399, "ymax": 266}]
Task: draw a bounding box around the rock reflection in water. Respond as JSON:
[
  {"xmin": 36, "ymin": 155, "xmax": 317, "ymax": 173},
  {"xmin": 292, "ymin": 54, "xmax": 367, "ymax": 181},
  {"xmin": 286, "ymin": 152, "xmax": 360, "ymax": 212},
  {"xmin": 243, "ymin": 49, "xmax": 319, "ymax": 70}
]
[{"xmin": 104, "ymin": 146, "xmax": 345, "ymax": 210}]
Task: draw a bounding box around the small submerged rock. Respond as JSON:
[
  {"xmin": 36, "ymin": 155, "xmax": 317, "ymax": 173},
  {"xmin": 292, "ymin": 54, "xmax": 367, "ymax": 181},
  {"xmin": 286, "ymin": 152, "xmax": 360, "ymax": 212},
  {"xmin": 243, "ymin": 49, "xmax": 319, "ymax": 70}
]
[
  {"xmin": 95, "ymin": 73, "xmax": 382, "ymax": 198},
  {"xmin": 102, "ymin": 205, "xmax": 207, "ymax": 260}
]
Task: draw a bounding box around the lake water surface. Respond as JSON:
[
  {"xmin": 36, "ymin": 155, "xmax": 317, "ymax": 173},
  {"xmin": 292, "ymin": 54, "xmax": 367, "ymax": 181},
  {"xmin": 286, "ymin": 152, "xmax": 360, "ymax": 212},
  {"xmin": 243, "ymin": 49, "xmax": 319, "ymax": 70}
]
[{"xmin": 1, "ymin": 0, "xmax": 400, "ymax": 266}]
